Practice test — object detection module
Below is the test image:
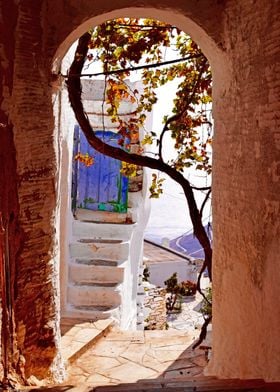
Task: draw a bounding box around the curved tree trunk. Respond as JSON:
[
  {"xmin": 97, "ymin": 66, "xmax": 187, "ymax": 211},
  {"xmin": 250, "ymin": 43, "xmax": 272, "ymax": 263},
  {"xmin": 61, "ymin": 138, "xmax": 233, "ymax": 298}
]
[{"xmin": 66, "ymin": 32, "xmax": 212, "ymax": 282}]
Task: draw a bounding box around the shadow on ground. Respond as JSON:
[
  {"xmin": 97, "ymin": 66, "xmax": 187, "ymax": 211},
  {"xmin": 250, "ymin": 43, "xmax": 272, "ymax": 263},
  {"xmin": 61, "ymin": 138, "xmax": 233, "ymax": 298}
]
[{"xmin": 22, "ymin": 313, "xmax": 280, "ymax": 392}]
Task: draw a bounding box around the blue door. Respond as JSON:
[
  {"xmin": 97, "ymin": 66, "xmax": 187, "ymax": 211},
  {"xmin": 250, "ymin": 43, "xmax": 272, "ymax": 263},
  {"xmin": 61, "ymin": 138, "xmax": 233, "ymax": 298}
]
[{"xmin": 72, "ymin": 126, "xmax": 128, "ymax": 213}]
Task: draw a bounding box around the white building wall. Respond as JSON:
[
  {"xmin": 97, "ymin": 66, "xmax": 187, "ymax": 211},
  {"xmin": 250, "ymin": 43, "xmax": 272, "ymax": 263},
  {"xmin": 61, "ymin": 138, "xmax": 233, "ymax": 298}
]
[{"xmin": 148, "ymin": 260, "xmax": 197, "ymax": 288}]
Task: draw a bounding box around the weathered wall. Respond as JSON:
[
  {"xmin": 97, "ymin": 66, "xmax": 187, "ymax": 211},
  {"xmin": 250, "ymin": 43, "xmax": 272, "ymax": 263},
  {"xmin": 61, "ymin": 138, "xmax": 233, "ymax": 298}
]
[
  {"xmin": 0, "ymin": 0, "xmax": 64, "ymax": 382},
  {"xmin": 0, "ymin": 0, "xmax": 23, "ymax": 383},
  {"xmin": 144, "ymin": 287, "xmax": 167, "ymax": 330},
  {"xmin": 57, "ymin": 47, "xmax": 76, "ymax": 317},
  {"xmin": 207, "ymin": 0, "xmax": 280, "ymax": 381},
  {"xmin": 0, "ymin": 0, "xmax": 279, "ymax": 383}
]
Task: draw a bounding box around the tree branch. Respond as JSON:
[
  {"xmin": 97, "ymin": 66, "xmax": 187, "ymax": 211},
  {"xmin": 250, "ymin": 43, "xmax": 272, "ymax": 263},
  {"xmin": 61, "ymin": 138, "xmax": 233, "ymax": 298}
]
[
  {"xmin": 192, "ymin": 315, "xmax": 212, "ymax": 350},
  {"xmin": 158, "ymin": 58, "xmax": 207, "ymax": 162},
  {"xmin": 191, "ymin": 185, "xmax": 211, "ymax": 191},
  {"xmin": 62, "ymin": 53, "xmax": 203, "ymax": 79},
  {"xmin": 199, "ymin": 189, "xmax": 212, "ymax": 218},
  {"xmin": 113, "ymin": 23, "xmax": 176, "ymax": 30},
  {"xmin": 67, "ymin": 32, "xmax": 212, "ymax": 284}
]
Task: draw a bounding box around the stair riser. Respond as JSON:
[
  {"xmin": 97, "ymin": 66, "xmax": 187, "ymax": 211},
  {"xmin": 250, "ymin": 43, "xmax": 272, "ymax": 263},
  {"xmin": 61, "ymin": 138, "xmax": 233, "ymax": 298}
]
[
  {"xmin": 75, "ymin": 209, "xmax": 127, "ymax": 223},
  {"xmin": 68, "ymin": 286, "xmax": 121, "ymax": 307},
  {"xmin": 69, "ymin": 263, "xmax": 124, "ymax": 285},
  {"xmin": 73, "ymin": 220, "xmax": 134, "ymax": 241},
  {"xmin": 62, "ymin": 308, "xmax": 114, "ymax": 321},
  {"xmin": 70, "ymin": 241, "xmax": 129, "ymax": 261}
]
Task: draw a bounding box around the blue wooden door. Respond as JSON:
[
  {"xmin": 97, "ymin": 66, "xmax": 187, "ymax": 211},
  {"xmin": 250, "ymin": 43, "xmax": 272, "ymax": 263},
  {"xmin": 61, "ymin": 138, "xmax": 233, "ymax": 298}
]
[{"xmin": 72, "ymin": 126, "xmax": 128, "ymax": 213}]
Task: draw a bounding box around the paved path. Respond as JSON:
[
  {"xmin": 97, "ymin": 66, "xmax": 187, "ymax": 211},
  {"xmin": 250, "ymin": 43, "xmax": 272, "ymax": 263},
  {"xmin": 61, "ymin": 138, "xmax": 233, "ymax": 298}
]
[
  {"xmin": 65, "ymin": 329, "xmax": 209, "ymax": 388},
  {"xmin": 60, "ymin": 279, "xmax": 211, "ymax": 388},
  {"xmin": 167, "ymin": 296, "xmax": 205, "ymax": 331},
  {"xmin": 22, "ymin": 327, "xmax": 279, "ymax": 391},
  {"xmin": 166, "ymin": 274, "xmax": 210, "ymax": 332}
]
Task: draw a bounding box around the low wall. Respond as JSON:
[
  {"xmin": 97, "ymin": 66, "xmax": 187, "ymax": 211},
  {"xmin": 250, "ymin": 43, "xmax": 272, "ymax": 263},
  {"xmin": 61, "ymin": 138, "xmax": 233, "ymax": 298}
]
[
  {"xmin": 148, "ymin": 261, "xmax": 197, "ymax": 288},
  {"xmin": 144, "ymin": 287, "xmax": 167, "ymax": 330}
]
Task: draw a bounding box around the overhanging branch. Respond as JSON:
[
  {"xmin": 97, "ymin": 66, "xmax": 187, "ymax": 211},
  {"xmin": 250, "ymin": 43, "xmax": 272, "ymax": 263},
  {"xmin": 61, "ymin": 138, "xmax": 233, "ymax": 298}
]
[
  {"xmin": 62, "ymin": 53, "xmax": 203, "ymax": 79},
  {"xmin": 67, "ymin": 30, "xmax": 212, "ymax": 276},
  {"xmin": 67, "ymin": 30, "xmax": 213, "ymax": 347}
]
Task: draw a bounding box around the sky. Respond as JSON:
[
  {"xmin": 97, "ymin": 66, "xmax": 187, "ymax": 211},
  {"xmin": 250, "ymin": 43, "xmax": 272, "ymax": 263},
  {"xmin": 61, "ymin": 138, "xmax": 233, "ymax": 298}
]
[{"xmin": 143, "ymin": 81, "xmax": 212, "ymax": 245}]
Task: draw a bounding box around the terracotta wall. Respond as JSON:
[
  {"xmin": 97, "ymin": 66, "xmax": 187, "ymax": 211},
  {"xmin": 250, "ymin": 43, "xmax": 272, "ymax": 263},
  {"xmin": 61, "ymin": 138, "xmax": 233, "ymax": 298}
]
[{"xmin": 0, "ymin": 0, "xmax": 279, "ymax": 382}]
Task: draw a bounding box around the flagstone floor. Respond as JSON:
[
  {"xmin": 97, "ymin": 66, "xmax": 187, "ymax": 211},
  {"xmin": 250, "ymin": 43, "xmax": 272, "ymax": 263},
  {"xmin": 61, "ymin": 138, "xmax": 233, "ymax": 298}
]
[
  {"xmin": 23, "ymin": 323, "xmax": 280, "ymax": 391},
  {"xmin": 61, "ymin": 275, "xmax": 212, "ymax": 389},
  {"xmin": 64, "ymin": 328, "xmax": 210, "ymax": 388}
]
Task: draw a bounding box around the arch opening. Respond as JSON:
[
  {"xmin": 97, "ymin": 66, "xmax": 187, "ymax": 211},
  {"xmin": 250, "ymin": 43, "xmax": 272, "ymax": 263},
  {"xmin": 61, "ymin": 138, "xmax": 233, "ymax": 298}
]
[
  {"xmin": 3, "ymin": 0, "xmax": 280, "ymax": 385},
  {"xmin": 52, "ymin": 6, "xmax": 230, "ymax": 385}
]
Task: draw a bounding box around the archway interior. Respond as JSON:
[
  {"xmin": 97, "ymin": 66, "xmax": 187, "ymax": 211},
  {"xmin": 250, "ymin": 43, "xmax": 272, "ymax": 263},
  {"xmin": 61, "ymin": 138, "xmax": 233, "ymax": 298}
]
[{"xmin": 58, "ymin": 16, "xmax": 213, "ymax": 342}]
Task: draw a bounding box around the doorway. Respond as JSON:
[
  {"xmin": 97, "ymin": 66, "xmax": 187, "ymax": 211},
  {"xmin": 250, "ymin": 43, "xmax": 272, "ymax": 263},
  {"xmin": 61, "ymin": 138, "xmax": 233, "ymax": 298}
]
[{"xmin": 72, "ymin": 126, "xmax": 129, "ymax": 214}]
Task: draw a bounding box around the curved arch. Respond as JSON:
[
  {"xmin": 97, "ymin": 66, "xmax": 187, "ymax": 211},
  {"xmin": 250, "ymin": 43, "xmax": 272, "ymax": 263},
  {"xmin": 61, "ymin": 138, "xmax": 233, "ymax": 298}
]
[
  {"xmin": 54, "ymin": 4, "xmax": 228, "ymax": 332},
  {"xmin": 52, "ymin": 7, "xmax": 230, "ymax": 95},
  {"xmin": 53, "ymin": 4, "xmax": 230, "ymax": 380}
]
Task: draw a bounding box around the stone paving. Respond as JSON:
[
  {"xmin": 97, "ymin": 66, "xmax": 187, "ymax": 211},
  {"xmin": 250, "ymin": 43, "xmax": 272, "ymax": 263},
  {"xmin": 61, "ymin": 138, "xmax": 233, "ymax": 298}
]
[
  {"xmin": 22, "ymin": 320, "xmax": 280, "ymax": 391},
  {"xmin": 64, "ymin": 328, "xmax": 210, "ymax": 388},
  {"xmin": 166, "ymin": 292, "xmax": 206, "ymax": 331},
  {"xmin": 59, "ymin": 275, "xmax": 211, "ymax": 389},
  {"xmin": 165, "ymin": 273, "xmax": 209, "ymax": 332},
  {"xmin": 61, "ymin": 319, "xmax": 114, "ymax": 364}
]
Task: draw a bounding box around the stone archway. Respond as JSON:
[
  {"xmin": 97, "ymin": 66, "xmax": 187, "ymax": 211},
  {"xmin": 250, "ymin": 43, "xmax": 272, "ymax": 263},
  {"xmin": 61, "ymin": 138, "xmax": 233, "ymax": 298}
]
[
  {"xmin": 2, "ymin": 0, "xmax": 279, "ymax": 384},
  {"xmin": 52, "ymin": 5, "xmax": 228, "ymax": 382},
  {"xmin": 50, "ymin": 2, "xmax": 280, "ymax": 383}
]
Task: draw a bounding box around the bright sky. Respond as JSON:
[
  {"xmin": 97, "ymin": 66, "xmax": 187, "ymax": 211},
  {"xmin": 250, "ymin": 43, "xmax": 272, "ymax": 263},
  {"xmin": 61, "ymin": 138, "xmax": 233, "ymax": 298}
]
[{"xmin": 144, "ymin": 81, "xmax": 212, "ymax": 244}]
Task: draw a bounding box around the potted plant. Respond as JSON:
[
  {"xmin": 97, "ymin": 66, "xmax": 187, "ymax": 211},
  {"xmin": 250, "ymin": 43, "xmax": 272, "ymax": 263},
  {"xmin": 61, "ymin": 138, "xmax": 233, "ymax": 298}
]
[
  {"xmin": 164, "ymin": 273, "xmax": 197, "ymax": 313},
  {"xmin": 179, "ymin": 280, "xmax": 197, "ymax": 297}
]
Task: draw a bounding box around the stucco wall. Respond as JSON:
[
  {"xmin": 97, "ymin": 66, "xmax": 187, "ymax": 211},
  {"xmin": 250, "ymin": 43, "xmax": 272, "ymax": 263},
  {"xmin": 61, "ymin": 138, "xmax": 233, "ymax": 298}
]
[
  {"xmin": 1, "ymin": 0, "xmax": 64, "ymax": 382},
  {"xmin": 207, "ymin": 0, "xmax": 280, "ymax": 381},
  {"xmin": 0, "ymin": 0, "xmax": 23, "ymax": 383},
  {"xmin": 0, "ymin": 0, "xmax": 279, "ymax": 382}
]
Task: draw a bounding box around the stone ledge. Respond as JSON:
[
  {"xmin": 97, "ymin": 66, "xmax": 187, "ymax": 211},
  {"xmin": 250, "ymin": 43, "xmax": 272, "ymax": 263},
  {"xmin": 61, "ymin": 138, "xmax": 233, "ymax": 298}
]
[{"xmin": 61, "ymin": 318, "xmax": 114, "ymax": 365}]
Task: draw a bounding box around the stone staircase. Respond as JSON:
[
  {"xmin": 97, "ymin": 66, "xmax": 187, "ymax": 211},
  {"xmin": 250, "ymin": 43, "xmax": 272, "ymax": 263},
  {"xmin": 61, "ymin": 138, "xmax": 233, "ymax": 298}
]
[{"xmin": 64, "ymin": 216, "xmax": 135, "ymax": 323}]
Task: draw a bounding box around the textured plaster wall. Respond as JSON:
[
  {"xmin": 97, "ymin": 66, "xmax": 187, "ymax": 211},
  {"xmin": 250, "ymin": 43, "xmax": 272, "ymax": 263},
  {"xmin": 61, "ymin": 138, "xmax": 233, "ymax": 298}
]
[
  {"xmin": 0, "ymin": 0, "xmax": 23, "ymax": 382},
  {"xmin": 207, "ymin": 0, "xmax": 280, "ymax": 381},
  {"xmin": 56, "ymin": 47, "xmax": 77, "ymax": 316},
  {"xmin": 1, "ymin": 0, "xmax": 279, "ymax": 382},
  {"xmin": 0, "ymin": 0, "xmax": 64, "ymax": 381}
]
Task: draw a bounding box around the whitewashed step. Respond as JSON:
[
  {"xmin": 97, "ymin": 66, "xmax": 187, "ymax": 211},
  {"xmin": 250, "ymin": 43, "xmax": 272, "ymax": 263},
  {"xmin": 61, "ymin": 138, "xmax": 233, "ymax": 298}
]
[
  {"xmin": 68, "ymin": 285, "xmax": 121, "ymax": 308},
  {"xmin": 73, "ymin": 219, "xmax": 135, "ymax": 241},
  {"xmin": 75, "ymin": 209, "xmax": 128, "ymax": 223},
  {"xmin": 69, "ymin": 262, "xmax": 124, "ymax": 285},
  {"xmin": 69, "ymin": 240, "xmax": 129, "ymax": 261},
  {"xmin": 62, "ymin": 306, "xmax": 118, "ymax": 321},
  {"xmin": 74, "ymin": 258, "xmax": 120, "ymax": 267},
  {"xmin": 83, "ymin": 99, "xmax": 136, "ymax": 114}
]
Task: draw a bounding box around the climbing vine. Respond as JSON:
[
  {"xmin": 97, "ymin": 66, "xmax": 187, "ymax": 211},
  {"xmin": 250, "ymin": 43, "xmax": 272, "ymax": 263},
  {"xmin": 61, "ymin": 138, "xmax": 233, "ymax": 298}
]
[{"xmin": 66, "ymin": 18, "xmax": 212, "ymax": 346}]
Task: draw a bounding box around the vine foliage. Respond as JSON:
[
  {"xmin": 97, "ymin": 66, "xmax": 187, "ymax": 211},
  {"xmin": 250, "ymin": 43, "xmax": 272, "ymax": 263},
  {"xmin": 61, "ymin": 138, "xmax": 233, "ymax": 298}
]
[{"xmin": 66, "ymin": 18, "xmax": 213, "ymax": 346}]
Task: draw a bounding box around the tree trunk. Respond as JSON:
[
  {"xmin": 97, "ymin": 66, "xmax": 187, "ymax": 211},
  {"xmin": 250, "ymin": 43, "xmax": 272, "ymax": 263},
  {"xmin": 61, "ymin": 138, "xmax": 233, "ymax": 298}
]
[{"xmin": 66, "ymin": 32, "xmax": 212, "ymax": 281}]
